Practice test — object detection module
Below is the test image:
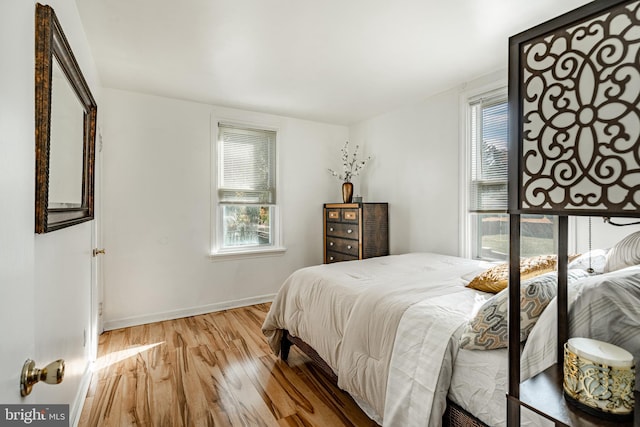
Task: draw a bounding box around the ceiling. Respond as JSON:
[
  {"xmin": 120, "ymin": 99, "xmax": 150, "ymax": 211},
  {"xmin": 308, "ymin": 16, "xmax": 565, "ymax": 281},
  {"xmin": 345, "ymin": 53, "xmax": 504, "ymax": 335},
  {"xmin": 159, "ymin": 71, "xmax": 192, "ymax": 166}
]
[{"xmin": 76, "ymin": 0, "xmax": 591, "ymax": 125}]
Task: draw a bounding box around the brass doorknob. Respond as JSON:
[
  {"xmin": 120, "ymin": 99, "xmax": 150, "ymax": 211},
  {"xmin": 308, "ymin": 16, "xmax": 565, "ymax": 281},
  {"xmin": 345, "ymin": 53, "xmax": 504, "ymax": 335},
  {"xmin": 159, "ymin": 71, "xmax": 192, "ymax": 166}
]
[
  {"xmin": 20, "ymin": 359, "xmax": 65, "ymax": 396},
  {"xmin": 92, "ymin": 248, "xmax": 106, "ymax": 257}
]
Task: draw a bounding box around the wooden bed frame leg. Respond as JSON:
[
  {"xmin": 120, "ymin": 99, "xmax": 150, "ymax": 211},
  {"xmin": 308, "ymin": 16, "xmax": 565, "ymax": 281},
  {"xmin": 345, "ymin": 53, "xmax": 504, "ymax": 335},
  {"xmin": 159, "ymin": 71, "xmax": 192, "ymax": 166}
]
[
  {"xmin": 279, "ymin": 329, "xmax": 340, "ymax": 384},
  {"xmin": 280, "ymin": 330, "xmax": 292, "ymax": 361}
]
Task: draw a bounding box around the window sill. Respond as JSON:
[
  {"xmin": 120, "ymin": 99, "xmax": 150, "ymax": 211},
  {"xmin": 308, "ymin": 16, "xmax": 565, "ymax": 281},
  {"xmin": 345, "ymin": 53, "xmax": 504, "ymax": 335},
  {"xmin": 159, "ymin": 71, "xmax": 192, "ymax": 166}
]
[{"xmin": 209, "ymin": 246, "xmax": 287, "ymax": 261}]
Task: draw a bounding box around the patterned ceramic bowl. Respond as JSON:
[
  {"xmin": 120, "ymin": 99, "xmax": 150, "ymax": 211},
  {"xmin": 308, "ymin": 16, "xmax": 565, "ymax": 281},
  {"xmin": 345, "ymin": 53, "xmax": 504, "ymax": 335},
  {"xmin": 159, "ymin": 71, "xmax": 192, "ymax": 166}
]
[{"xmin": 563, "ymin": 337, "xmax": 635, "ymax": 419}]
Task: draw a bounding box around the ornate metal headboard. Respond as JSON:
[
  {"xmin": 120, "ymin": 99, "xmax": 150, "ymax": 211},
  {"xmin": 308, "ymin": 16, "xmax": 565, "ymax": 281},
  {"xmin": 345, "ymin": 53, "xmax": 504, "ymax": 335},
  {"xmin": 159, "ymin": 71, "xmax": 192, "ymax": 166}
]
[{"xmin": 509, "ymin": 0, "xmax": 640, "ymax": 217}]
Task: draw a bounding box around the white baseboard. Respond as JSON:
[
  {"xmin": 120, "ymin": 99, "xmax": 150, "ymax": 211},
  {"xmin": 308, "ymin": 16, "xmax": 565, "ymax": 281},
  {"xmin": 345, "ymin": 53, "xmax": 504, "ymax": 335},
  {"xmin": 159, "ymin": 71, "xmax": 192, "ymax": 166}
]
[
  {"xmin": 70, "ymin": 360, "xmax": 93, "ymax": 427},
  {"xmin": 103, "ymin": 294, "xmax": 276, "ymax": 331}
]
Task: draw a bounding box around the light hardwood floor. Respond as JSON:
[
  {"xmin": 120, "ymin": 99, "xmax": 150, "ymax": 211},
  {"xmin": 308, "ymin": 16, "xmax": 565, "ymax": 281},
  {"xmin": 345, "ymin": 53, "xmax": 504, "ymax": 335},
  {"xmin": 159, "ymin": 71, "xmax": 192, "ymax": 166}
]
[{"xmin": 78, "ymin": 303, "xmax": 378, "ymax": 427}]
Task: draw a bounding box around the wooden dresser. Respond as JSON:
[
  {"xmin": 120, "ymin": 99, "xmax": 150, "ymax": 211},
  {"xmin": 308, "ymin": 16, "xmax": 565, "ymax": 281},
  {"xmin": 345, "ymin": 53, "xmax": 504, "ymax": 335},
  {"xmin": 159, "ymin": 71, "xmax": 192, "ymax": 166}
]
[{"xmin": 323, "ymin": 203, "xmax": 388, "ymax": 264}]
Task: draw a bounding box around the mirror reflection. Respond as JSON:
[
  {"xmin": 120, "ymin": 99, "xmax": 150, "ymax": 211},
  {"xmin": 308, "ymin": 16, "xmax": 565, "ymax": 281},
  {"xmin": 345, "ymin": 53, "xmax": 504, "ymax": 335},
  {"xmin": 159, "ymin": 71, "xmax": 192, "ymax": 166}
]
[{"xmin": 48, "ymin": 58, "xmax": 85, "ymax": 209}]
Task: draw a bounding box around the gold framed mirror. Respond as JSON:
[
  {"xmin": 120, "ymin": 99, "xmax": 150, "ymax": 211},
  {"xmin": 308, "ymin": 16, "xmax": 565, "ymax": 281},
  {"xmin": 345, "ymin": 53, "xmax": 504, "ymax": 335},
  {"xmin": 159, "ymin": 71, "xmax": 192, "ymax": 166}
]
[{"xmin": 35, "ymin": 3, "xmax": 97, "ymax": 233}]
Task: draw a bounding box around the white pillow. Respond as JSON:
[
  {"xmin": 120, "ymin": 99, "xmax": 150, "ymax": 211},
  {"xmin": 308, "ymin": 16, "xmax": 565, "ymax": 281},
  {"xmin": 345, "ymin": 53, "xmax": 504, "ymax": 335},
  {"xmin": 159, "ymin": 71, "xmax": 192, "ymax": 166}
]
[
  {"xmin": 521, "ymin": 272, "xmax": 596, "ymax": 379},
  {"xmin": 521, "ymin": 265, "xmax": 640, "ymax": 381},
  {"xmin": 568, "ymin": 248, "xmax": 609, "ymax": 274},
  {"xmin": 605, "ymin": 231, "xmax": 640, "ymax": 272}
]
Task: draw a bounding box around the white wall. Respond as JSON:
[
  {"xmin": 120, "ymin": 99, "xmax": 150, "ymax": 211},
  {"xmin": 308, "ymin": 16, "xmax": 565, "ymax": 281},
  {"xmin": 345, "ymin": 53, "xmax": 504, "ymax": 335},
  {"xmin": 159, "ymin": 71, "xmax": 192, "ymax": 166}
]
[
  {"xmin": 574, "ymin": 216, "xmax": 640, "ymax": 253},
  {"xmin": 101, "ymin": 89, "xmax": 347, "ymax": 328},
  {"xmin": 0, "ymin": 1, "xmax": 100, "ymax": 424}
]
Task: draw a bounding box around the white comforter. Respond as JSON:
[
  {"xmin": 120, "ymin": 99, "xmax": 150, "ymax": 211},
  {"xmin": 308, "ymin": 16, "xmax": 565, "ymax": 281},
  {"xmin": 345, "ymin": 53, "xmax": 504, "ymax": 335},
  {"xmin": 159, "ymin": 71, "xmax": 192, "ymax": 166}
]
[
  {"xmin": 262, "ymin": 253, "xmax": 492, "ymax": 423},
  {"xmin": 263, "ymin": 254, "xmax": 640, "ymax": 426},
  {"xmin": 383, "ymin": 289, "xmax": 488, "ymax": 426}
]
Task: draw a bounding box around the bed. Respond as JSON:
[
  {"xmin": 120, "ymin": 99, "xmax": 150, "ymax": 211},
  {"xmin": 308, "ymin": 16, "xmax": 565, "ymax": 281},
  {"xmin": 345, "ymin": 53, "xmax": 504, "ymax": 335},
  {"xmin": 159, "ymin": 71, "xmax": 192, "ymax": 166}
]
[{"xmin": 262, "ymin": 246, "xmax": 640, "ymax": 427}]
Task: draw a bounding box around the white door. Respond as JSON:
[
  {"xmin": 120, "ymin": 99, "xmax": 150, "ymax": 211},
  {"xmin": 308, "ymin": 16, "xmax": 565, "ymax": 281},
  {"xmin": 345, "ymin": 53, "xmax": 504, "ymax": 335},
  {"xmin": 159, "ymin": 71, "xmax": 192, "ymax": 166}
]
[{"xmin": 0, "ymin": 0, "xmax": 38, "ymax": 406}]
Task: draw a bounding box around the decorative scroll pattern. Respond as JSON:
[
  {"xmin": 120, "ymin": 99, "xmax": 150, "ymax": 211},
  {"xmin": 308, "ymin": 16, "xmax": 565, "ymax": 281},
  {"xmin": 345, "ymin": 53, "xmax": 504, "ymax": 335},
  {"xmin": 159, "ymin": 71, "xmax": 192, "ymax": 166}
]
[{"xmin": 521, "ymin": 1, "xmax": 640, "ymax": 211}]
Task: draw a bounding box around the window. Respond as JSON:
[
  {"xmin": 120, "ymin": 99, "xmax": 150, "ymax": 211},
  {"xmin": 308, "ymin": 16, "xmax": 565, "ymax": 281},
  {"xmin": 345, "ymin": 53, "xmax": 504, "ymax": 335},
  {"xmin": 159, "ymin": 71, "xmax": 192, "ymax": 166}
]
[
  {"xmin": 466, "ymin": 90, "xmax": 556, "ymax": 260},
  {"xmin": 214, "ymin": 123, "xmax": 280, "ymax": 254}
]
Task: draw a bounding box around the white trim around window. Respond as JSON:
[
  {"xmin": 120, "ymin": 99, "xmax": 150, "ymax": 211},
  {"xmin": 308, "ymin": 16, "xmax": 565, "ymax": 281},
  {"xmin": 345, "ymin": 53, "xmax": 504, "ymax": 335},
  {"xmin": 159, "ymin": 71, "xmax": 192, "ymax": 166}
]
[{"xmin": 458, "ymin": 80, "xmax": 507, "ymax": 258}]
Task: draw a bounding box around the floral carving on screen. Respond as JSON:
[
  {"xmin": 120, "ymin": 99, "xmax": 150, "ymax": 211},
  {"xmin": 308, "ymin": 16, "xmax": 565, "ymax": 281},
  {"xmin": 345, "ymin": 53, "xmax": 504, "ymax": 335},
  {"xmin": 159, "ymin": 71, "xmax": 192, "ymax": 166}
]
[{"xmin": 521, "ymin": 1, "xmax": 640, "ymax": 212}]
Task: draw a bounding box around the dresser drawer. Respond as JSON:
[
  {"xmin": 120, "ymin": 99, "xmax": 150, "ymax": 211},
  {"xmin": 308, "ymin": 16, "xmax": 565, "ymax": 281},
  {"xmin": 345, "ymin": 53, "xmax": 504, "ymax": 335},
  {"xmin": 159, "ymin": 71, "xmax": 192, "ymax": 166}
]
[
  {"xmin": 326, "ymin": 209, "xmax": 341, "ymax": 221},
  {"xmin": 326, "ymin": 237, "xmax": 358, "ymax": 256},
  {"xmin": 326, "ymin": 222, "xmax": 358, "ymax": 238},
  {"xmin": 326, "ymin": 208, "xmax": 359, "ymax": 223},
  {"xmin": 326, "ymin": 250, "xmax": 358, "ymax": 263}
]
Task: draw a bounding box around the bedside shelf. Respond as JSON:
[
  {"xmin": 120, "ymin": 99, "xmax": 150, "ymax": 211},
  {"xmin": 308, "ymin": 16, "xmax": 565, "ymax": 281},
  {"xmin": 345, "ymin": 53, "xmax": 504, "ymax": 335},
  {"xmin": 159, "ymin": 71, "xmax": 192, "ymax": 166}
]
[{"xmin": 518, "ymin": 364, "xmax": 637, "ymax": 427}]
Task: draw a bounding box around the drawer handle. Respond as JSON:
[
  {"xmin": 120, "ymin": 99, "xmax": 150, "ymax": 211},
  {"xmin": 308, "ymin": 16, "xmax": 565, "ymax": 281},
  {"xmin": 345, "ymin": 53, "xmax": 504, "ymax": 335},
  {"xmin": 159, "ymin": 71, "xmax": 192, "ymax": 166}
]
[
  {"xmin": 329, "ymin": 242, "xmax": 334, "ymax": 246},
  {"xmin": 347, "ymin": 229, "xmax": 353, "ymax": 234},
  {"xmin": 329, "ymin": 256, "xmax": 334, "ymax": 261},
  {"xmin": 329, "ymin": 227, "xmax": 334, "ymax": 232},
  {"xmin": 347, "ymin": 245, "xmax": 352, "ymax": 249}
]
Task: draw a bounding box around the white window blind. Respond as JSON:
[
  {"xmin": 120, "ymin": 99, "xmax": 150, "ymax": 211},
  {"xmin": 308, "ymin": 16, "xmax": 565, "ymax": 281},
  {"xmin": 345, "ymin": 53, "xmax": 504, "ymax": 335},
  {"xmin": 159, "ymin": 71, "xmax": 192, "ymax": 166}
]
[
  {"xmin": 469, "ymin": 95, "xmax": 508, "ymax": 212},
  {"xmin": 218, "ymin": 124, "xmax": 276, "ymax": 204}
]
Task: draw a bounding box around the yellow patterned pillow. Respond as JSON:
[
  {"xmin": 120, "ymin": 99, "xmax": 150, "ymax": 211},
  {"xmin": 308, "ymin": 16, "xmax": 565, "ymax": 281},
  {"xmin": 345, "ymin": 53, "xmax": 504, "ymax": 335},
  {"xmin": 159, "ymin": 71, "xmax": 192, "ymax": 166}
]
[{"xmin": 466, "ymin": 255, "xmax": 559, "ymax": 293}]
